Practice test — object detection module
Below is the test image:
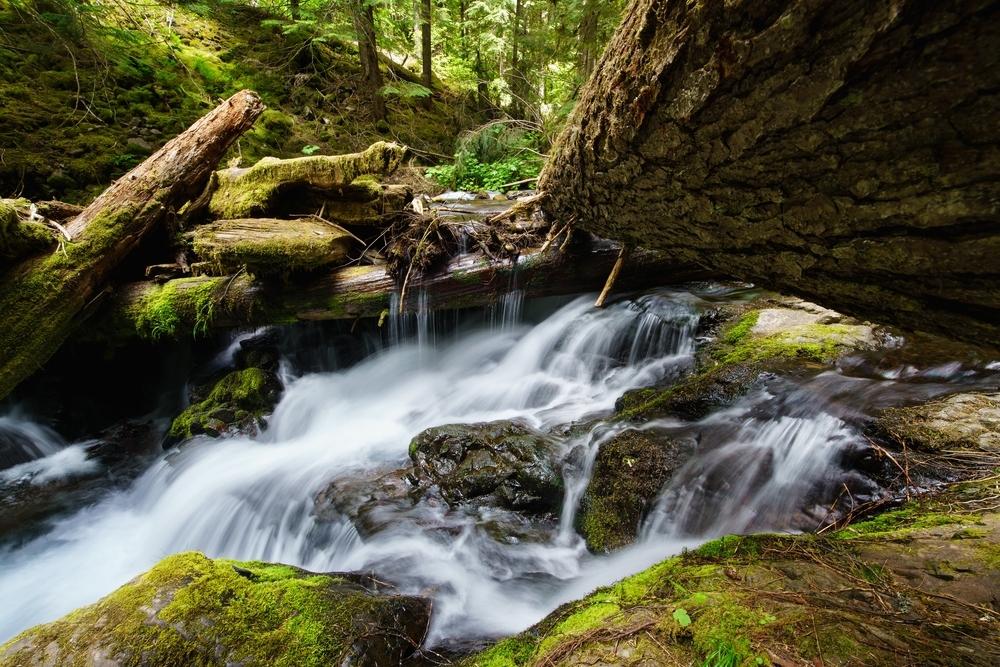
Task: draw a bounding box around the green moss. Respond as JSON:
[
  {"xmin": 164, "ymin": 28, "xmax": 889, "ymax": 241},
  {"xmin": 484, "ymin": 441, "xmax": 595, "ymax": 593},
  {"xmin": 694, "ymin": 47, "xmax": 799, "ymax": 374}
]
[
  {"xmin": 577, "ymin": 430, "xmax": 681, "ymax": 552},
  {"xmin": 169, "ymin": 367, "xmax": 279, "ymax": 439},
  {"xmin": 0, "ymin": 552, "xmax": 381, "ymax": 667},
  {"xmin": 451, "ymin": 268, "xmax": 483, "ymax": 285},
  {"xmin": 208, "ymin": 143, "xmax": 407, "ymax": 219},
  {"xmin": 975, "ymin": 542, "xmax": 1000, "ymax": 569},
  {"xmin": 536, "ymin": 602, "xmax": 620, "ymax": 655},
  {"xmin": 722, "ymin": 310, "xmax": 760, "ymax": 345},
  {"xmin": 132, "ymin": 277, "xmax": 224, "ymax": 339},
  {"xmin": 833, "ymin": 504, "xmax": 974, "ymax": 540},
  {"xmin": 0, "ymin": 200, "xmax": 55, "ymax": 261},
  {"xmin": 465, "ymin": 636, "xmax": 539, "ymax": 667}
]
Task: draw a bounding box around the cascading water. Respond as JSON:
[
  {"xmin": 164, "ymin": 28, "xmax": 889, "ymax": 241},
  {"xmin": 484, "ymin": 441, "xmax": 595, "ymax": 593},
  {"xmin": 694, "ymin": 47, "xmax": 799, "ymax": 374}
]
[{"xmin": 0, "ymin": 285, "xmax": 991, "ymax": 649}]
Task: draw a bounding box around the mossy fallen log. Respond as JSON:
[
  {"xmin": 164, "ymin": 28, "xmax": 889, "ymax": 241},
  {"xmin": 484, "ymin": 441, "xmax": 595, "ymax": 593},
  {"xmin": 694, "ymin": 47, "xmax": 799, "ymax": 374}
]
[
  {"xmin": 92, "ymin": 239, "xmax": 718, "ymax": 339},
  {"xmin": 0, "ymin": 200, "xmax": 55, "ymax": 268},
  {"xmin": 192, "ymin": 217, "xmax": 357, "ymax": 274},
  {"xmin": 0, "ymin": 90, "xmax": 267, "ymax": 402},
  {"xmin": 207, "ymin": 142, "xmax": 408, "ymax": 219}
]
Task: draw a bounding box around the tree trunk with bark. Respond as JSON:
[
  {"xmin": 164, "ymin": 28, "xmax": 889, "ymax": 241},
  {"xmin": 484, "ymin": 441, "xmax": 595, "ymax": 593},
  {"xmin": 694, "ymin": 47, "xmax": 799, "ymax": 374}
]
[
  {"xmin": 0, "ymin": 90, "xmax": 266, "ymax": 401},
  {"xmin": 91, "ymin": 240, "xmax": 716, "ymax": 338},
  {"xmin": 539, "ymin": 0, "xmax": 1000, "ymax": 348},
  {"xmin": 353, "ymin": 0, "xmax": 387, "ymax": 123},
  {"xmin": 420, "ymin": 0, "xmax": 433, "ymax": 110}
]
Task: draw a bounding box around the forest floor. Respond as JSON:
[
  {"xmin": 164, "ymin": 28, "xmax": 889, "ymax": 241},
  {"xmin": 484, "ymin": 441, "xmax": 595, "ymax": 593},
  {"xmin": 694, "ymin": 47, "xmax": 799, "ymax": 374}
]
[{"xmin": 0, "ymin": 0, "xmax": 475, "ymax": 203}]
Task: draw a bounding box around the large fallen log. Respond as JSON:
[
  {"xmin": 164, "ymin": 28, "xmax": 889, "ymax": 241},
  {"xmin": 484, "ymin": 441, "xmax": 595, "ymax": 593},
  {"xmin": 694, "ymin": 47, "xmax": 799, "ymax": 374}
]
[
  {"xmin": 208, "ymin": 143, "xmax": 408, "ymax": 219},
  {"xmin": 192, "ymin": 218, "xmax": 357, "ymax": 274},
  {"xmin": 539, "ymin": 0, "xmax": 1000, "ymax": 349},
  {"xmin": 0, "ymin": 90, "xmax": 266, "ymax": 401},
  {"xmin": 91, "ymin": 240, "xmax": 717, "ymax": 339}
]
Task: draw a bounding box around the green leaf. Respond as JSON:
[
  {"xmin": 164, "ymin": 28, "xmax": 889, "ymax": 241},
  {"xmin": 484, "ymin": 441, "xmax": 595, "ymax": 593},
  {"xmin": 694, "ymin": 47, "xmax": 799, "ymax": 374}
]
[
  {"xmin": 672, "ymin": 608, "xmax": 692, "ymax": 628},
  {"xmin": 692, "ymin": 593, "xmax": 708, "ymax": 604},
  {"xmin": 301, "ymin": 145, "xmax": 321, "ymax": 155}
]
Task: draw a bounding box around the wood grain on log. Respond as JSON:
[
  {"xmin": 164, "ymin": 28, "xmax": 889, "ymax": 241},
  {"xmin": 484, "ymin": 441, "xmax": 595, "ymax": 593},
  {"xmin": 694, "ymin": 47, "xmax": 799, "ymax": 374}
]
[
  {"xmin": 0, "ymin": 90, "xmax": 266, "ymax": 401},
  {"xmin": 540, "ymin": 0, "xmax": 1000, "ymax": 348}
]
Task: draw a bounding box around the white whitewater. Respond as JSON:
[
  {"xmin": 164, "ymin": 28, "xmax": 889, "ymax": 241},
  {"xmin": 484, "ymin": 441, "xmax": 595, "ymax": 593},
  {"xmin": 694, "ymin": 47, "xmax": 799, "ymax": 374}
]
[{"xmin": 0, "ymin": 289, "xmax": 861, "ymax": 645}]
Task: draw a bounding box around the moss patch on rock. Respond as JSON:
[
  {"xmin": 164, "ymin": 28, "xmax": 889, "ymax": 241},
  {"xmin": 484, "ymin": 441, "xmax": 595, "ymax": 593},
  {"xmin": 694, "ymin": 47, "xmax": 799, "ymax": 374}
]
[
  {"xmin": 0, "ymin": 551, "xmax": 431, "ymax": 667},
  {"xmin": 0, "ymin": 200, "xmax": 55, "ymax": 266},
  {"xmin": 577, "ymin": 430, "xmax": 693, "ymax": 553},
  {"xmin": 169, "ymin": 367, "xmax": 282, "ymax": 441},
  {"xmin": 616, "ymin": 306, "xmax": 875, "ymax": 421}
]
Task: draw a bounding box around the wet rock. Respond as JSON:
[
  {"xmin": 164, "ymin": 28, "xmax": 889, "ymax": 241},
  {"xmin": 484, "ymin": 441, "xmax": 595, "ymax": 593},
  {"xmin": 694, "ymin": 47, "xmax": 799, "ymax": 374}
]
[
  {"xmin": 409, "ymin": 420, "xmax": 563, "ymax": 513},
  {"xmin": 871, "ymin": 392, "xmax": 1000, "ymax": 453},
  {"xmin": 313, "ymin": 466, "xmax": 417, "ymax": 538},
  {"xmin": 577, "ymin": 430, "xmax": 695, "ymax": 553},
  {"xmin": 0, "ymin": 552, "xmax": 431, "ymax": 667},
  {"xmin": 167, "ymin": 367, "xmax": 282, "ymax": 444},
  {"xmin": 617, "ymin": 304, "xmax": 879, "ymax": 421}
]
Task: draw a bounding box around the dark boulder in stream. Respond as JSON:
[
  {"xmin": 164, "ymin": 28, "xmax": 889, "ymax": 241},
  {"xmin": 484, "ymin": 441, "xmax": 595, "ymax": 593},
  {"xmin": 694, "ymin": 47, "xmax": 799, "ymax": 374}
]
[
  {"xmin": 409, "ymin": 420, "xmax": 564, "ymax": 513},
  {"xmin": 0, "ymin": 551, "xmax": 431, "ymax": 667}
]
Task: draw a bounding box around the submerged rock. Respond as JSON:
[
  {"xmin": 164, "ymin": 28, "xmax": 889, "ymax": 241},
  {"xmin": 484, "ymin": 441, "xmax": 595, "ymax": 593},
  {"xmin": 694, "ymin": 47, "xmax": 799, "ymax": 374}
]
[
  {"xmin": 577, "ymin": 430, "xmax": 695, "ymax": 553},
  {"xmin": 0, "ymin": 551, "xmax": 431, "ymax": 667},
  {"xmin": 409, "ymin": 420, "xmax": 563, "ymax": 513},
  {"xmin": 872, "ymin": 392, "xmax": 1000, "ymax": 453}
]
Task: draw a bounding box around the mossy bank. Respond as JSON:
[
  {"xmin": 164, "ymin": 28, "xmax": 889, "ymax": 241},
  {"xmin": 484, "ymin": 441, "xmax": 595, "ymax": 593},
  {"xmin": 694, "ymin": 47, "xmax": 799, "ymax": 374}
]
[{"xmin": 0, "ymin": 551, "xmax": 431, "ymax": 667}]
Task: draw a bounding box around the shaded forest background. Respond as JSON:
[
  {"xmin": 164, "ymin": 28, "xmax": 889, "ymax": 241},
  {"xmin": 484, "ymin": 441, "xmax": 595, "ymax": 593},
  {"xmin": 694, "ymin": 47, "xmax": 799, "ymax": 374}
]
[{"xmin": 0, "ymin": 0, "xmax": 625, "ymax": 202}]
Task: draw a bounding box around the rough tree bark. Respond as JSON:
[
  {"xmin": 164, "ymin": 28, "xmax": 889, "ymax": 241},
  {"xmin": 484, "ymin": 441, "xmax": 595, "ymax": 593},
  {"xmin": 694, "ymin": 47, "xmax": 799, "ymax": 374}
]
[
  {"xmin": 93, "ymin": 240, "xmax": 715, "ymax": 338},
  {"xmin": 420, "ymin": 0, "xmax": 433, "ymax": 109},
  {"xmin": 353, "ymin": 0, "xmax": 388, "ymax": 123},
  {"xmin": 0, "ymin": 90, "xmax": 266, "ymax": 401},
  {"xmin": 540, "ymin": 0, "xmax": 1000, "ymax": 348}
]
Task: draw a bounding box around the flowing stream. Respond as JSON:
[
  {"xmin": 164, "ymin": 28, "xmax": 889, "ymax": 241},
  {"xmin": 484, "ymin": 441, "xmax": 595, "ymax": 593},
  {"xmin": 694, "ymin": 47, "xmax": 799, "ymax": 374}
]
[{"xmin": 0, "ymin": 285, "xmax": 996, "ymax": 648}]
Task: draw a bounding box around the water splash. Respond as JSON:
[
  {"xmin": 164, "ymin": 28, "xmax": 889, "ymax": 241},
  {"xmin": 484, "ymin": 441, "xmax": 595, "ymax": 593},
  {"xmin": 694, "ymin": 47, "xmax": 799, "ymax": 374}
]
[{"xmin": 0, "ymin": 293, "xmax": 701, "ymax": 643}]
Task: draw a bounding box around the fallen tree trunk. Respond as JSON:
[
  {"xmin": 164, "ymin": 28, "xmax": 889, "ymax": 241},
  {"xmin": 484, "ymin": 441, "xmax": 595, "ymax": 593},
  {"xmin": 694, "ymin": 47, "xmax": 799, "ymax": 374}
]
[
  {"xmin": 91, "ymin": 240, "xmax": 717, "ymax": 339},
  {"xmin": 192, "ymin": 218, "xmax": 357, "ymax": 274},
  {"xmin": 539, "ymin": 0, "xmax": 1000, "ymax": 349},
  {"xmin": 0, "ymin": 90, "xmax": 266, "ymax": 401},
  {"xmin": 207, "ymin": 143, "xmax": 408, "ymax": 219}
]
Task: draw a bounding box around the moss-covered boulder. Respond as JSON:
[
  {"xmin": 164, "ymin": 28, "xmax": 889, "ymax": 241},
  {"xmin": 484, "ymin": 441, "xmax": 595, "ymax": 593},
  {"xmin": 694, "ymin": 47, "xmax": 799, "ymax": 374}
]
[
  {"xmin": 460, "ymin": 494, "xmax": 1000, "ymax": 667},
  {"xmin": 617, "ymin": 304, "xmax": 877, "ymax": 421},
  {"xmin": 0, "ymin": 551, "xmax": 431, "ymax": 667},
  {"xmin": 168, "ymin": 367, "xmax": 282, "ymax": 442},
  {"xmin": 871, "ymin": 392, "xmax": 1000, "ymax": 453},
  {"xmin": 577, "ymin": 430, "xmax": 694, "ymax": 553},
  {"xmin": 409, "ymin": 420, "xmax": 564, "ymax": 512}
]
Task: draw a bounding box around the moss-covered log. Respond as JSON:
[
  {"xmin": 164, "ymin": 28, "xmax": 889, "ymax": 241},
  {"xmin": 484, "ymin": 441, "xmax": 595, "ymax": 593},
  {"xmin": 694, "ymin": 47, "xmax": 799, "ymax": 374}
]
[
  {"xmin": 539, "ymin": 0, "xmax": 1000, "ymax": 349},
  {"xmin": 193, "ymin": 217, "xmax": 357, "ymax": 274},
  {"xmin": 0, "ymin": 200, "xmax": 55, "ymax": 269},
  {"xmin": 94, "ymin": 240, "xmax": 718, "ymax": 338},
  {"xmin": 208, "ymin": 142, "xmax": 407, "ymax": 219},
  {"xmin": 0, "ymin": 90, "xmax": 266, "ymax": 401}
]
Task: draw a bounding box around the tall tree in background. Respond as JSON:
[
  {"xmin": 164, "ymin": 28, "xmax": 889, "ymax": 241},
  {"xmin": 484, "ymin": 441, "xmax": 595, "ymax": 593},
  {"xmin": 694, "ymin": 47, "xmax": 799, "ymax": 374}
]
[
  {"xmin": 351, "ymin": 0, "xmax": 386, "ymax": 122},
  {"xmin": 420, "ymin": 0, "xmax": 432, "ymax": 109}
]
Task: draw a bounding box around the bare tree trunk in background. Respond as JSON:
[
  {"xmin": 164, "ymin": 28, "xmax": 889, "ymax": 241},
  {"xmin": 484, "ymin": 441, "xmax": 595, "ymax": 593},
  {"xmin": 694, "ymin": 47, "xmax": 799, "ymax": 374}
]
[
  {"xmin": 475, "ymin": 50, "xmax": 492, "ymax": 117},
  {"xmin": 353, "ymin": 0, "xmax": 386, "ymax": 123},
  {"xmin": 539, "ymin": 0, "xmax": 1000, "ymax": 349},
  {"xmin": 508, "ymin": 0, "xmax": 525, "ymax": 118},
  {"xmin": 577, "ymin": 0, "xmax": 598, "ymax": 81},
  {"xmin": 289, "ymin": 0, "xmax": 299, "ymax": 21},
  {"xmin": 420, "ymin": 0, "xmax": 433, "ymax": 109}
]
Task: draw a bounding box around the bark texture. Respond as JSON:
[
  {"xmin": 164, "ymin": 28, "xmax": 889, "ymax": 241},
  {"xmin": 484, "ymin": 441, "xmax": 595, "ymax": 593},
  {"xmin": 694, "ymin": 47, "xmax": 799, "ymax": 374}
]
[
  {"xmin": 0, "ymin": 90, "xmax": 266, "ymax": 401},
  {"xmin": 95, "ymin": 239, "xmax": 715, "ymax": 337},
  {"xmin": 540, "ymin": 0, "xmax": 1000, "ymax": 348}
]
